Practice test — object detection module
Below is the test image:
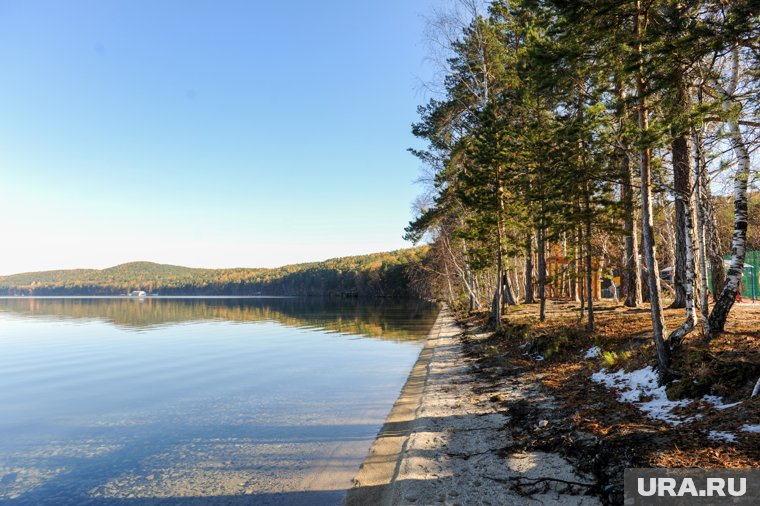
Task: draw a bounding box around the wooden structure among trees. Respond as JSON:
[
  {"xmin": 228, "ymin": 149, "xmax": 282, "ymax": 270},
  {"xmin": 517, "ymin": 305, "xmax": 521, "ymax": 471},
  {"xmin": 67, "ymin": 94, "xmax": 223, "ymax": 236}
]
[{"xmin": 546, "ymin": 255, "xmax": 603, "ymax": 300}]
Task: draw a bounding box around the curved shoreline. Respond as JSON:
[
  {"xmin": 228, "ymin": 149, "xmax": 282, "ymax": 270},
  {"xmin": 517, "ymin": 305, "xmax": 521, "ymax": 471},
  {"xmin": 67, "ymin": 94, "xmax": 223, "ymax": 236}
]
[{"xmin": 343, "ymin": 306, "xmax": 456, "ymax": 506}]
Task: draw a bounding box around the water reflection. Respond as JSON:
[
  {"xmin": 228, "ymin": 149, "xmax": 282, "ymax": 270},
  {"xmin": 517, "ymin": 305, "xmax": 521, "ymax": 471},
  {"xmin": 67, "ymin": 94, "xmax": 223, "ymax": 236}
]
[
  {"xmin": 0, "ymin": 297, "xmax": 438, "ymax": 339},
  {"xmin": 0, "ymin": 297, "xmax": 438, "ymax": 505}
]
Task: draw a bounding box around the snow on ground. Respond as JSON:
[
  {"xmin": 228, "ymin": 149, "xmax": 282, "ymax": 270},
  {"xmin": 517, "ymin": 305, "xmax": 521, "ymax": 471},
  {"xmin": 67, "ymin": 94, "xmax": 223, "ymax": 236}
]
[
  {"xmin": 708, "ymin": 431, "xmax": 737, "ymax": 443},
  {"xmin": 584, "ymin": 346, "xmax": 601, "ymax": 359},
  {"xmin": 702, "ymin": 395, "xmax": 742, "ymax": 411},
  {"xmin": 741, "ymin": 424, "xmax": 760, "ymax": 433},
  {"xmin": 592, "ymin": 366, "xmax": 739, "ymax": 426},
  {"xmin": 591, "ymin": 366, "xmax": 691, "ymax": 425}
]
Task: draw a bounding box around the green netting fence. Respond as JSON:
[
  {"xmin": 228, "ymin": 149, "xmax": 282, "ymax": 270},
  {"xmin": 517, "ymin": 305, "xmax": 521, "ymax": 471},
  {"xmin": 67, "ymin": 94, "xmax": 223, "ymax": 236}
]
[{"xmin": 706, "ymin": 250, "xmax": 759, "ymax": 301}]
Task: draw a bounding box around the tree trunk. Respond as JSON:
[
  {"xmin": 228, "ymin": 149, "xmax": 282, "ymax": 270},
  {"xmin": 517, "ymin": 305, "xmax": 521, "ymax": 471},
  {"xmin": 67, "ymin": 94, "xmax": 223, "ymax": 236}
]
[
  {"xmin": 461, "ymin": 237, "xmax": 480, "ymax": 309},
  {"xmin": 670, "ymin": 133, "xmax": 690, "ymax": 309},
  {"xmin": 512, "ymin": 262, "xmax": 522, "ymax": 302},
  {"xmin": 707, "ymin": 136, "xmax": 749, "ymax": 331},
  {"xmin": 622, "ymin": 152, "xmax": 643, "ymax": 307},
  {"xmin": 616, "ymin": 79, "xmax": 642, "ymax": 308},
  {"xmin": 473, "ymin": 272, "xmax": 482, "ymax": 308},
  {"xmin": 585, "ymin": 220, "xmax": 594, "ymax": 330},
  {"xmin": 578, "ymin": 225, "xmax": 585, "ymax": 319},
  {"xmin": 561, "ymin": 233, "xmax": 569, "ymax": 298},
  {"xmin": 667, "ymin": 168, "xmax": 698, "ymax": 351},
  {"xmin": 583, "ymin": 185, "xmax": 595, "ymax": 330},
  {"xmin": 538, "ymin": 226, "xmax": 547, "ymax": 322},
  {"xmin": 525, "ymin": 232, "xmax": 535, "ymax": 303},
  {"xmin": 670, "ymin": 68, "xmax": 701, "ymax": 310},
  {"xmin": 468, "ymin": 268, "xmax": 477, "ymax": 311},
  {"xmin": 600, "ymin": 236, "xmax": 618, "ymax": 303},
  {"xmin": 693, "ymin": 134, "xmax": 725, "ymax": 301},
  {"xmin": 693, "ymin": 126, "xmax": 711, "ymax": 333},
  {"xmin": 570, "ymin": 234, "xmax": 579, "ymax": 302},
  {"xmin": 490, "ymin": 159, "xmax": 506, "ymax": 327},
  {"xmin": 491, "ymin": 241, "xmax": 503, "ymax": 327},
  {"xmin": 444, "ymin": 262, "xmax": 455, "ymax": 305},
  {"xmin": 635, "ymin": 1, "xmax": 669, "ymax": 379},
  {"xmin": 704, "ymin": 180, "xmax": 725, "ymax": 300},
  {"xmin": 442, "ymin": 231, "xmax": 480, "ymax": 309},
  {"xmin": 709, "ymin": 48, "xmax": 751, "ymax": 336},
  {"xmin": 491, "ymin": 221, "xmax": 504, "ymax": 327},
  {"xmin": 503, "ymin": 272, "xmax": 517, "ymax": 306}
]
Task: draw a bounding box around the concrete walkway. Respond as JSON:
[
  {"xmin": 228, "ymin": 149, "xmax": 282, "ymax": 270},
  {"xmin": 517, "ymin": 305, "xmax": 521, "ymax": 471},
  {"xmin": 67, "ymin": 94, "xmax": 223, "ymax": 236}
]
[{"xmin": 344, "ymin": 308, "xmax": 600, "ymax": 506}]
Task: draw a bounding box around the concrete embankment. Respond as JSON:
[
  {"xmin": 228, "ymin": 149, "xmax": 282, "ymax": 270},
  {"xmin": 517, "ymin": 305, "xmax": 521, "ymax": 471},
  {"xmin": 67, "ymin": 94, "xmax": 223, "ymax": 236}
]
[{"xmin": 344, "ymin": 307, "xmax": 600, "ymax": 506}]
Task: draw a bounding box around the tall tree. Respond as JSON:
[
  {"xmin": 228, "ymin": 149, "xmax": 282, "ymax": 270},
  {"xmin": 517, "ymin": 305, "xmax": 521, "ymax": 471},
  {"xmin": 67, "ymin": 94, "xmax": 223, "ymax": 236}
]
[{"xmin": 633, "ymin": 0, "xmax": 670, "ymax": 377}]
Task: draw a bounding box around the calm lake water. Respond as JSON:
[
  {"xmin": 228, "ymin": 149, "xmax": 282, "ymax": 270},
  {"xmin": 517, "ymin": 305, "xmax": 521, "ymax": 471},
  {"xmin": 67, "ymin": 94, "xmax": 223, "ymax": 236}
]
[{"xmin": 0, "ymin": 297, "xmax": 438, "ymax": 505}]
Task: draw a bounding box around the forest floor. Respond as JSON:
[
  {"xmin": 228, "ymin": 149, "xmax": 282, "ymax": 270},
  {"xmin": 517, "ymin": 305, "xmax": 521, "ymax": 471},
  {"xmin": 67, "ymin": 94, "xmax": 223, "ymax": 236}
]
[{"xmin": 459, "ymin": 299, "xmax": 760, "ymax": 505}]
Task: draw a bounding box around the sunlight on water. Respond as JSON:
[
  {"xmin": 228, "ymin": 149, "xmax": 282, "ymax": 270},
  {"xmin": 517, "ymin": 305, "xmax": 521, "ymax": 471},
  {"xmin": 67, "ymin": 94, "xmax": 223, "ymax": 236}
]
[{"xmin": 0, "ymin": 297, "xmax": 438, "ymax": 505}]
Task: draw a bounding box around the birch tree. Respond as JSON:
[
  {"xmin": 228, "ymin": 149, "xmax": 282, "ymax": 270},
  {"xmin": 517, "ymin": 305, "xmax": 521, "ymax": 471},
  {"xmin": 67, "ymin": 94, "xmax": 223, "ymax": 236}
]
[{"xmin": 708, "ymin": 46, "xmax": 754, "ymax": 335}]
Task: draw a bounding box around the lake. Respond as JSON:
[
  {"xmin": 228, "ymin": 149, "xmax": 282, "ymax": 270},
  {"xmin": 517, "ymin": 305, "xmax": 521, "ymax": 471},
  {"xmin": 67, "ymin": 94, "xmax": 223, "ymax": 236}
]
[{"xmin": 0, "ymin": 297, "xmax": 438, "ymax": 505}]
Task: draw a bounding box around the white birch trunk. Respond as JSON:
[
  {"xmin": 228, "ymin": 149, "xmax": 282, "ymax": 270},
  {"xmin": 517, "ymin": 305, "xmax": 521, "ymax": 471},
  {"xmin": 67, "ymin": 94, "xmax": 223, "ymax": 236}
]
[
  {"xmin": 708, "ymin": 48, "xmax": 752, "ymax": 336},
  {"xmin": 667, "ymin": 187, "xmax": 698, "ymax": 349}
]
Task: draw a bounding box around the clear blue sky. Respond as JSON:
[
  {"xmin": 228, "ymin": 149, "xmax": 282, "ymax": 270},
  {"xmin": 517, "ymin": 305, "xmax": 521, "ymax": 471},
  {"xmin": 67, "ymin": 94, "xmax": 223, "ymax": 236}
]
[{"xmin": 0, "ymin": 0, "xmax": 438, "ymax": 274}]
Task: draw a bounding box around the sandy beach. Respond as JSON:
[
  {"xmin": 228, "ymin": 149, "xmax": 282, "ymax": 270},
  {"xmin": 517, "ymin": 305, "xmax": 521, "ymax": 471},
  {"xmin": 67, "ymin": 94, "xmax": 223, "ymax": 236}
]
[{"xmin": 344, "ymin": 307, "xmax": 599, "ymax": 506}]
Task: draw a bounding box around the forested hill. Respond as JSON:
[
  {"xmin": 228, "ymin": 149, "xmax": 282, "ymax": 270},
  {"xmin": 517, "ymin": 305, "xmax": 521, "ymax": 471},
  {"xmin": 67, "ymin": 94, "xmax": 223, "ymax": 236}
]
[{"xmin": 0, "ymin": 248, "xmax": 428, "ymax": 297}]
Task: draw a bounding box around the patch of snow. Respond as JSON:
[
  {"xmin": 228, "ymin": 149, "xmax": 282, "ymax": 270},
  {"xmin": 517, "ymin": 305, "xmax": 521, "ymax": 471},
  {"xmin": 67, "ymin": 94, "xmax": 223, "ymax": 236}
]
[
  {"xmin": 584, "ymin": 346, "xmax": 601, "ymax": 359},
  {"xmin": 702, "ymin": 395, "xmax": 742, "ymax": 411},
  {"xmin": 591, "ymin": 366, "xmax": 692, "ymax": 425},
  {"xmin": 593, "ymin": 367, "xmax": 742, "ymax": 426},
  {"xmin": 741, "ymin": 424, "xmax": 760, "ymax": 433},
  {"xmin": 708, "ymin": 431, "xmax": 737, "ymax": 443}
]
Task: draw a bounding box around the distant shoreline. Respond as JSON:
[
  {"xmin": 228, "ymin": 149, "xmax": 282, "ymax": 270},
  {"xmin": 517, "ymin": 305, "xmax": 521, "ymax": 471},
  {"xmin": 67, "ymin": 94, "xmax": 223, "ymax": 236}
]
[
  {"xmin": 0, "ymin": 248, "xmax": 427, "ymax": 299},
  {"xmin": 0, "ymin": 295, "xmax": 296, "ymax": 299}
]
